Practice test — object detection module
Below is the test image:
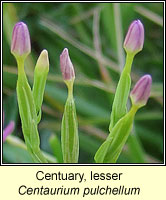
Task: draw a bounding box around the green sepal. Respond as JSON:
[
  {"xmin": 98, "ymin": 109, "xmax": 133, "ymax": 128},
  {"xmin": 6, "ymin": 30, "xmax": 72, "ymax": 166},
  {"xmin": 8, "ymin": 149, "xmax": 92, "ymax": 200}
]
[
  {"xmin": 32, "ymin": 66, "xmax": 49, "ymax": 121},
  {"xmin": 16, "ymin": 70, "xmax": 37, "ymax": 133},
  {"xmin": 61, "ymin": 96, "xmax": 79, "ymax": 163}
]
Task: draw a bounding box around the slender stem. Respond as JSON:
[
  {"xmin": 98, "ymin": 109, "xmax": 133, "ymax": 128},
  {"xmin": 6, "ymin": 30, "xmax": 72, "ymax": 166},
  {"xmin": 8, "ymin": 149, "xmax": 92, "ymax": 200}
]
[
  {"xmin": 65, "ymin": 79, "xmax": 74, "ymax": 99},
  {"xmin": 123, "ymin": 53, "xmax": 134, "ymax": 74},
  {"xmin": 109, "ymin": 52, "xmax": 135, "ymax": 130},
  {"xmin": 129, "ymin": 104, "xmax": 138, "ymax": 116},
  {"xmin": 17, "ymin": 58, "xmax": 27, "ymax": 81},
  {"xmin": 123, "ymin": 54, "xmax": 146, "ymax": 163}
]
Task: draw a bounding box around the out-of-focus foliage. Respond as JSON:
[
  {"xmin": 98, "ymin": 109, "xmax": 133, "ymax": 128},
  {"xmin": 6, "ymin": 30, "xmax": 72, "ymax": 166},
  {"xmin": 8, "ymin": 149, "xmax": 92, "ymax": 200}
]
[{"xmin": 3, "ymin": 2, "xmax": 163, "ymax": 163}]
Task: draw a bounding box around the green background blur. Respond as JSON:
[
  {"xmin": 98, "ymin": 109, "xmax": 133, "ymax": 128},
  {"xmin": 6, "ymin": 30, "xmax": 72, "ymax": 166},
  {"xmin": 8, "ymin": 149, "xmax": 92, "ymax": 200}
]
[{"xmin": 3, "ymin": 2, "xmax": 164, "ymax": 163}]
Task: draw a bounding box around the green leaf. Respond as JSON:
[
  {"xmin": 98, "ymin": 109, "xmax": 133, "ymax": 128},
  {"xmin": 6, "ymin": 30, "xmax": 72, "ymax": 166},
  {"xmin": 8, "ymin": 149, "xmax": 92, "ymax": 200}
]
[
  {"xmin": 95, "ymin": 105, "xmax": 137, "ymax": 163},
  {"xmin": 94, "ymin": 137, "xmax": 113, "ymax": 163}
]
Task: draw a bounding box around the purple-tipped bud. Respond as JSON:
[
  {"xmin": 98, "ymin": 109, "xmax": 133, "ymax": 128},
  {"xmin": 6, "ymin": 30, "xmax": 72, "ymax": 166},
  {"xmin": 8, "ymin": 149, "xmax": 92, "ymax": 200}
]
[
  {"xmin": 11, "ymin": 22, "xmax": 31, "ymax": 60},
  {"xmin": 130, "ymin": 75, "xmax": 152, "ymax": 107},
  {"xmin": 60, "ymin": 48, "xmax": 75, "ymax": 81},
  {"xmin": 124, "ymin": 20, "xmax": 144, "ymax": 55}
]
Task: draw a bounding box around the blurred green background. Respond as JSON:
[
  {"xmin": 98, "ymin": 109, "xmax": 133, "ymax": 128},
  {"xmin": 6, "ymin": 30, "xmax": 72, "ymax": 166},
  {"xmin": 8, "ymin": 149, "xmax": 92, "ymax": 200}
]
[{"xmin": 3, "ymin": 2, "xmax": 163, "ymax": 163}]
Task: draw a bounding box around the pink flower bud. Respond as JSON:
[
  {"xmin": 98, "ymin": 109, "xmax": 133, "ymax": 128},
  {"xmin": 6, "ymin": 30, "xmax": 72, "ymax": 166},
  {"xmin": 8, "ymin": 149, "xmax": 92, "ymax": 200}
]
[
  {"xmin": 124, "ymin": 20, "xmax": 144, "ymax": 55},
  {"xmin": 11, "ymin": 22, "xmax": 31, "ymax": 60},
  {"xmin": 130, "ymin": 75, "xmax": 152, "ymax": 107},
  {"xmin": 60, "ymin": 48, "xmax": 75, "ymax": 81}
]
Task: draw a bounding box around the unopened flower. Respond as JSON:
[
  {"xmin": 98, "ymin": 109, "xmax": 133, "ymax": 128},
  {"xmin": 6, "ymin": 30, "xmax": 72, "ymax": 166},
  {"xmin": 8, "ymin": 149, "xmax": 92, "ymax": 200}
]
[
  {"xmin": 11, "ymin": 22, "xmax": 31, "ymax": 60},
  {"xmin": 33, "ymin": 49, "xmax": 49, "ymax": 113},
  {"xmin": 35, "ymin": 49, "xmax": 49, "ymax": 73},
  {"xmin": 3, "ymin": 111, "xmax": 15, "ymax": 142},
  {"xmin": 123, "ymin": 20, "xmax": 144, "ymax": 55},
  {"xmin": 60, "ymin": 48, "xmax": 75, "ymax": 81},
  {"xmin": 130, "ymin": 75, "xmax": 152, "ymax": 107}
]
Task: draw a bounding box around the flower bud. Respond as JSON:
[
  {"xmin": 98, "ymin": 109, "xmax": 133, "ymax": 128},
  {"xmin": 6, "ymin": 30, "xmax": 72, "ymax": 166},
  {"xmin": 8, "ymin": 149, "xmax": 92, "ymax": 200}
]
[
  {"xmin": 60, "ymin": 48, "xmax": 75, "ymax": 81},
  {"xmin": 33, "ymin": 49, "xmax": 49, "ymax": 114},
  {"xmin": 123, "ymin": 20, "xmax": 144, "ymax": 55},
  {"xmin": 11, "ymin": 22, "xmax": 31, "ymax": 60},
  {"xmin": 130, "ymin": 75, "xmax": 152, "ymax": 107},
  {"xmin": 35, "ymin": 49, "xmax": 49, "ymax": 73}
]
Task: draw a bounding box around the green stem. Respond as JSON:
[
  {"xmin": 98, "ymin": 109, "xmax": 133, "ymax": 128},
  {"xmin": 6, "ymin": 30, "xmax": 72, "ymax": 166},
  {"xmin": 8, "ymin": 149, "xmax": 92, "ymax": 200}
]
[
  {"xmin": 124, "ymin": 53, "xmax": 134, "ymax": 73},
  {"xmin": 65, "ymin": 79, "xmax": 74, "ymax": 99},
  {"xmin": 109, "ymin": 53, "xmax": 134, "ymax": 131}
]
